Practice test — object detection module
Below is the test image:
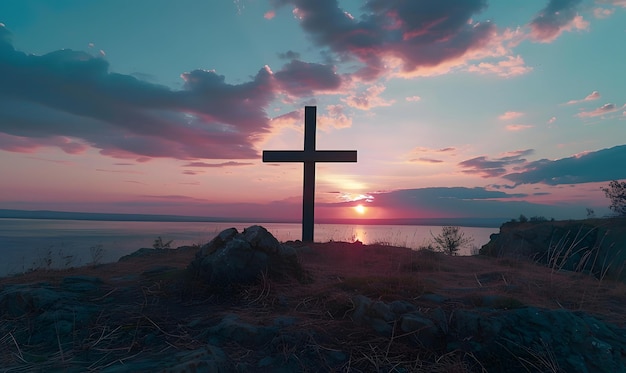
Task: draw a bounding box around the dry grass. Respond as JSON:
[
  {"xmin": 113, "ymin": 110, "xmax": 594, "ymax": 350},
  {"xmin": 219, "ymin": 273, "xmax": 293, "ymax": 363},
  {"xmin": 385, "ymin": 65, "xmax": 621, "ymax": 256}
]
[{"xmin": 2, "ymin": 241, "xmax": 626, "ymax": 371}]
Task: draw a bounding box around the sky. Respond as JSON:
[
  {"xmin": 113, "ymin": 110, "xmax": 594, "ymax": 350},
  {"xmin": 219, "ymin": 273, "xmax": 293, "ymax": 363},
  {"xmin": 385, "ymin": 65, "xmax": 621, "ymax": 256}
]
[{"xmin": 1, "ymin": 0, "xmax": 625, "ymax": 223}]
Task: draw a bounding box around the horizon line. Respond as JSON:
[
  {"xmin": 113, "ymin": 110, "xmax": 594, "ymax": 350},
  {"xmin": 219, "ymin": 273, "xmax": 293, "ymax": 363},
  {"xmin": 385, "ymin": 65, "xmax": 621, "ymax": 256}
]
[{"xmin": 0, "ymin": 209, "xmax": 507, "ymax": 228}]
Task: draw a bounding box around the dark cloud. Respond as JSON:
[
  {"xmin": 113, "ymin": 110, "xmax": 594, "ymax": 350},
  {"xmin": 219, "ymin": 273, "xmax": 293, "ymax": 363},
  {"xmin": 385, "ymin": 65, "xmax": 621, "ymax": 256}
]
[
  {"xmin": 459, "ymin": 149, "xmax": 533, "ymax": 177},
  {"xmin": 504, "ymin": 145, "xmax": 626, "ymax": 185},
  {"xmin": 0, "ymin": 25, "xmax": 342, "ymax": 161},
  {"xmin": 278, "ymin": 50, "xmax": 301, "ymax": 60},
  {"xmin": 272, "ymin": 0, "xmax": 494, "ymax": 80},
  {"xmin": 274, "ymin": 59, "xmax": 342, "ymax": 96},
  {"xmin": 529, "ymin": 0, "xmax": 585, "ymax": 42},
  {"xmin": 362, "ymin": 187, "xmax": 586, "ymax": 219},
  {"xmin": 0, "ymin": 24, "xmax": 276, "ymax": 160}
]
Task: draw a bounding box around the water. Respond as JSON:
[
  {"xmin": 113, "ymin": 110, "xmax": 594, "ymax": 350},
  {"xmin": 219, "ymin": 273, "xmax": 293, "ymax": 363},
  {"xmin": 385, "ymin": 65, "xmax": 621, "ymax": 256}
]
[{"xmin": 0, "ymin": 218, "xmax": 497, "ymax": 277}]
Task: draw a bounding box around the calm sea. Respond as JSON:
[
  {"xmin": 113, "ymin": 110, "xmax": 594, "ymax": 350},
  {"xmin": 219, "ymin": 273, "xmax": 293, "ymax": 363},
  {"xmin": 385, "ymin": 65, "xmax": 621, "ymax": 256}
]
[{"xmin": 0, "ymin": 218, "xmax": 497, "ymax": 277}]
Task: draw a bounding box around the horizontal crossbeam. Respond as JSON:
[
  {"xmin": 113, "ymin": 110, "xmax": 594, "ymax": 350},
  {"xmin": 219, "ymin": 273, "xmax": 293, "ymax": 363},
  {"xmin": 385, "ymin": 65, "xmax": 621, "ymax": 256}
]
[{"xmin": 263, "ymin": 150, "xmax": 357, "ymax": 163}]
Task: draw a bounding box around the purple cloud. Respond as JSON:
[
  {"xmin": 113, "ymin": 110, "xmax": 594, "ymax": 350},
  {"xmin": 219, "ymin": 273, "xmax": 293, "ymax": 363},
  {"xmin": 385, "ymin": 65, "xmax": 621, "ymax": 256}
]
[
  {"xmin": 0, "ymin": 25, "xmax": 349, "ymax": 162},
  {"xmin": 459, "ymin": 149, "xmax": 534, "ymax": 177},
  {"xmin": 503, "ymin": 145, "xmax": 626, "ymax": 185},
  {"xmin": 529, "ymin": 0, "xmax": 588, "ymax": 42},
  {"xmin": 274, "ymin": 59, "xmax": 343, "ymax": 96},
  {"xmin": 0, "ymin": 24, "xmax": 276, "ymax": 160},
  {"xmin": 272, "ymin": 0, "xmax": 496, "ymax": 80}
]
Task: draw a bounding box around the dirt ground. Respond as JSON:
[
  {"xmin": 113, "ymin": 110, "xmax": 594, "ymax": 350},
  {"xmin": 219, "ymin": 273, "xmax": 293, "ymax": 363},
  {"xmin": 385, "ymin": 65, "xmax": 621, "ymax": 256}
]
[{"xmin": 4, "ymin": 240, "xmax": 626, "ymax": 327}]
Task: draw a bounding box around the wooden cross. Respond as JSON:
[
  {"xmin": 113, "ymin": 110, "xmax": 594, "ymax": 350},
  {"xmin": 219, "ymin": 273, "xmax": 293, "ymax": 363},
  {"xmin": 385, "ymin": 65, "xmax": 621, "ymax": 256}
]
[{"xmin": 263, "ymin": 106, "xmax": 357, "ymax": 242}]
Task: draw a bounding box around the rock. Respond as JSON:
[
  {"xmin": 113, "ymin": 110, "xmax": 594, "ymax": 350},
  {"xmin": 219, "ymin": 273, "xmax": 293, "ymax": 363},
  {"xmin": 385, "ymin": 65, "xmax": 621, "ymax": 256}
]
[
  {"xmin": 448, "ymin": 307, "xmax": 626, "ymax": 373},
  {"xmin": 208, "ymin": 313, "xmax": 278, "ymax": 348},
  {"xmin": 188, "ymin": 226, "xmax": 308, "ymax": 286},
  {"xmin": 61, "ymin": 275, "xmax": 102, "ymax": 292},
  {"xmin": 480, "ymin": 219, "xmax": 626, "ymax": 282},
  {"xmin": 399, "ymin": 312, "xmax": 442, "ymax": 348}
]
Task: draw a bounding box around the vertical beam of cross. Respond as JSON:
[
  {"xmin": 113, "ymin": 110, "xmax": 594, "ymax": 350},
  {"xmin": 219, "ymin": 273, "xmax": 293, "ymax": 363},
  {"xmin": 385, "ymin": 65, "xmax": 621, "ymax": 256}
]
[{"xmin": 263, "ymin": 106, "xmax": 357, "ymax": 242}]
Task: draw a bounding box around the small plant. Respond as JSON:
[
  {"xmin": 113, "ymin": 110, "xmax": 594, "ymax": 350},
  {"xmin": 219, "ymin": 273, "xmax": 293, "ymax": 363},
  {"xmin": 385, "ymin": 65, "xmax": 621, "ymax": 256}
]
[
  {"xmin": 89, "ymin": 245, "xmax": 104, "ymax": 267},
  {"xmin": 153, "ymin": 236, "xmax": 173, "ymax": 249},
  {"xmin": 430, "ymin": 226, "xmax": 473, "ymax": 256}
]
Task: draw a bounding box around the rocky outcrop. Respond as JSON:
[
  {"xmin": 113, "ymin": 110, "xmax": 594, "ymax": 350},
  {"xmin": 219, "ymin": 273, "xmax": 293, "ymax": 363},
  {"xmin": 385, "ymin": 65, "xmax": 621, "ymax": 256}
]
[
  {"xmin": 187, "ymin": 225, "xmax": 309, "ymax": 286},
  {"xmin": 480, "ymin": 218, "xmax": 626, "ymax": 282}
]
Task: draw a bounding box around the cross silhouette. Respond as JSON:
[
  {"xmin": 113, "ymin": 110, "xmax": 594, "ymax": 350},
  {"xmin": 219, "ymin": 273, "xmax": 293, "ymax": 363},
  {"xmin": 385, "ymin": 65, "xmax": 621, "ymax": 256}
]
[{"xmin": 263, "ymin": 106, "xmax": 357, "ymax": 242}]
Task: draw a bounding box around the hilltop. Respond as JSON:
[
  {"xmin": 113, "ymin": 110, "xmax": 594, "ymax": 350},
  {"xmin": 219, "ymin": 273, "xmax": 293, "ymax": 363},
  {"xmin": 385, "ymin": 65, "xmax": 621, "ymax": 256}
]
[{"xmin": 1, "ymin": 225, "xmax": 625, "ymax": 372}]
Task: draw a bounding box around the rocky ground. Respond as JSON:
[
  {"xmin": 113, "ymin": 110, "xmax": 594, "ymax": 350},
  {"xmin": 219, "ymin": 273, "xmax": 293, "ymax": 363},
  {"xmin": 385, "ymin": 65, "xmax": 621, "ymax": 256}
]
[{"xmin": 1, "ymin": 225, "xmax": 626, "ymax": 372}]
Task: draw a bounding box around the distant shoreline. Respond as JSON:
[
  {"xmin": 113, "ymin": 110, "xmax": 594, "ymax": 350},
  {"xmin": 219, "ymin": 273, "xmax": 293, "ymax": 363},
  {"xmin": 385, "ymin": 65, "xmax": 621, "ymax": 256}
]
[{"xmin": 0, "ymin": 209, "xmax": 505, "ymax": 228}]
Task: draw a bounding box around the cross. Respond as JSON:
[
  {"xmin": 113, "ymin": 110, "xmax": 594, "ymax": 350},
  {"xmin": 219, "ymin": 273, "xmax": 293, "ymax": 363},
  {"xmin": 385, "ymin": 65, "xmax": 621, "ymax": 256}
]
[{"xmin": 263, "ymin": 106, "xmax": 357, "ymax": 242}]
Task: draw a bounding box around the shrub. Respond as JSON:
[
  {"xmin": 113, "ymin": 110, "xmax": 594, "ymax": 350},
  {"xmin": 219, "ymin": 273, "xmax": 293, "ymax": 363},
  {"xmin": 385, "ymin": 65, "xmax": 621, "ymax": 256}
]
[{"xmin": 431, "ymin": 226, "xmax": 473, "ymax": 256}]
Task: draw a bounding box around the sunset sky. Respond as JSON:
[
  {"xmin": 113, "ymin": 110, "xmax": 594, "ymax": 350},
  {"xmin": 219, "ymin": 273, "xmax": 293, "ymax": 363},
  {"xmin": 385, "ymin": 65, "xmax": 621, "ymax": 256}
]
[{"xmin": 1, "ymin": 0, "xmax": 625, "ymax": 223}]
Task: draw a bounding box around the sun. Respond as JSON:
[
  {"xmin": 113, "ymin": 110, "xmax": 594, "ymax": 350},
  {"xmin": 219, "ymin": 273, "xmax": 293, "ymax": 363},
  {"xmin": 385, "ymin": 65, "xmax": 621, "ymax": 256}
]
[{"xmin": 353, "ymin": 204, "xmax": 366, "ymax": 215}]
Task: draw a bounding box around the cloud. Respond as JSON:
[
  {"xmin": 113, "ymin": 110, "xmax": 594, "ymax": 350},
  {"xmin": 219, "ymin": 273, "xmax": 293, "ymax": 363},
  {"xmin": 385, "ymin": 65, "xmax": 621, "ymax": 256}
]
[
  {"xmin": 408, "ymin": 146, "xmax": 456, "ymax": 163},
  {"xmin": 273, "ymin": 59, "xmax": 343, "ymax": 96},
  {"xmin": 405, "ymin": 96, "xmax": 421, "ymax": 102},
  {"xmin": 503, "ymin": 144, "xmax": 626, "ymax": 185},
  {"xmin": 0, "ymin": 25, "xmax": 351, "ymax": 161},
  {"xmin": 529, "ymin": 0, "xmax": 589, "ymax": 43},
  {"xmin": 410, "ymin": 157, "xmax": 444, "ymax": 164},
  {"xmin": 597, "ymin": 0, "xmax": 626, "ymax": 8},
  {"xmin": 505, "ymin": 124, "xmax": 534, "ymax": 131},
  {"xmin": 264, "ymin": 10, "xmax": 276, "ymax": 19},
  {"xmin": 363, "ymin": 187, "xmax": 576, "ymax": 219},
  {"xmin": 547, "ymin": 116, "xmax": 557, "ymax": 124},
  {"xmin": 576, "ymin": 103, "xmax": 623, "ymax": 118},
  {"xmin": 271, "ymin": 0, "xmax": 519, "ymax": 80},
  {"xmin": 0, "ymin": 24, "xmax": 280, "ymax": 161},
  {"xmin": 565, "ymin": 90, "xmax": 600, "ymax": 105},
  {"xmin": 318, "ymin": 104, "xmax": 353, "ymax": 130},
  {"xmin": 278, "ymin": 50, "xmax": 301, "ymax": 60},
  {"xmin": 182, "ymin": 161, "xmax": 254, "ymax": 168},
  {"xmin": 459, "ymin": 149, "xmax": 534, "ymax": 177},
  {"xmin": 344, "ymin": 84, "xmax": 394, "ymax": 110},
  {"xmin": 467, "ymin": 55, "xmax": 532, "ymax": 77},
  {"xmin": 593, "ymin": 7, "xmax": 615, "ymax": 18},
  {"xmin": 498, "ymin": 111, "xmax": 524, "ymax": 120}
]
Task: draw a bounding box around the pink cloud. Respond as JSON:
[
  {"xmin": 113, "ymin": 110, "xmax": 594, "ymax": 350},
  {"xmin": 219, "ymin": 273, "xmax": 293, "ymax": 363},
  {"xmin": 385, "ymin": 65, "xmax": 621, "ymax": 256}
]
[
  {"xmin": 318, "ymin": 105, "xmax": 353, "ymax": 130},
  {"xmin": 468, "ymin": 55, "xmax": 532, "ymax": 77},
  {"xmin": 2, "ymin": 24, "xmax": 357, "ymax": 162},
  {"xmin": 344, "ymin": 85, "xmax": 394, "ymax": 110},
  {"xmin": 594, "ymin": 7, "xmax": 615, "ymax": 18},
  {"xmin": 576, "ymin": 103, "xmax": 623, "ymax": 118},
  {"xmin": 183, "ymin": 161, "xmax": 254, "ymax": 168},
  {"xmin": 272, "ymin": 0, "xmax": 516, "ymax": 80},
  {"xmin": 598, "ymin": 0, "xmax": 626, "ymax": 7},
  {"xmin": 565, "ymin": 90, "xmax": 600, "ymax": 105},
  {"xmin": 498, "ymin": 111, "xmax": 525, "ymax": 121},
  {"xmin": 408, "ymin": 146, "xmax": 456, "ymax": 163},
  {"xmin": 505, "ymin": 124, "xmax": 534, "ymax": 131},
  {"xmin": 0, "ymin": 133, "xmax": 87, "ymax": 154},
  {"xmin": 273, "ymin": 59, "xmax": 343, "ymax": 96},
  {"xmin": 530, "ymin": 5, "xmax": 589, "ymax": 43},
  {"xmin": 547, "ymin": 116, "xmax": 557, "ymax": 124},
  {"xmin": 264, "ymin": 10, "xmax": 276, "ymax": 19},
  {"xmin": 405, "ymin": 96, "xmax": 421, "ymax": 102}
]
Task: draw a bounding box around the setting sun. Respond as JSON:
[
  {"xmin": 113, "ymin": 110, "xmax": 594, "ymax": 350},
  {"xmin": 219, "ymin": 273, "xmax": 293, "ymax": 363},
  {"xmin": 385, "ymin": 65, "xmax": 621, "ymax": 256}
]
[{"xmin": 353, "ymin": 204, "xmax": 366, "ymax": 215}]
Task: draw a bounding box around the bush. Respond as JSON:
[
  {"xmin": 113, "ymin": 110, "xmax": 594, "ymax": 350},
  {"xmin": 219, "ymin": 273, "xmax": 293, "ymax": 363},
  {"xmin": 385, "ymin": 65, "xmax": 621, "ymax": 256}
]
[{"xmin": 431, "ymin": 226, "xmax": 473, "ymax": 256}]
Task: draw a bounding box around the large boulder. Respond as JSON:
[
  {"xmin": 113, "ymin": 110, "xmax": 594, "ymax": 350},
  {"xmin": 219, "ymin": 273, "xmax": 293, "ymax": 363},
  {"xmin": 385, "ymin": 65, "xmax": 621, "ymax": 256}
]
[{"xmin": 188, "ymin": 226, "xmax": 308, "ymax": 286}]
